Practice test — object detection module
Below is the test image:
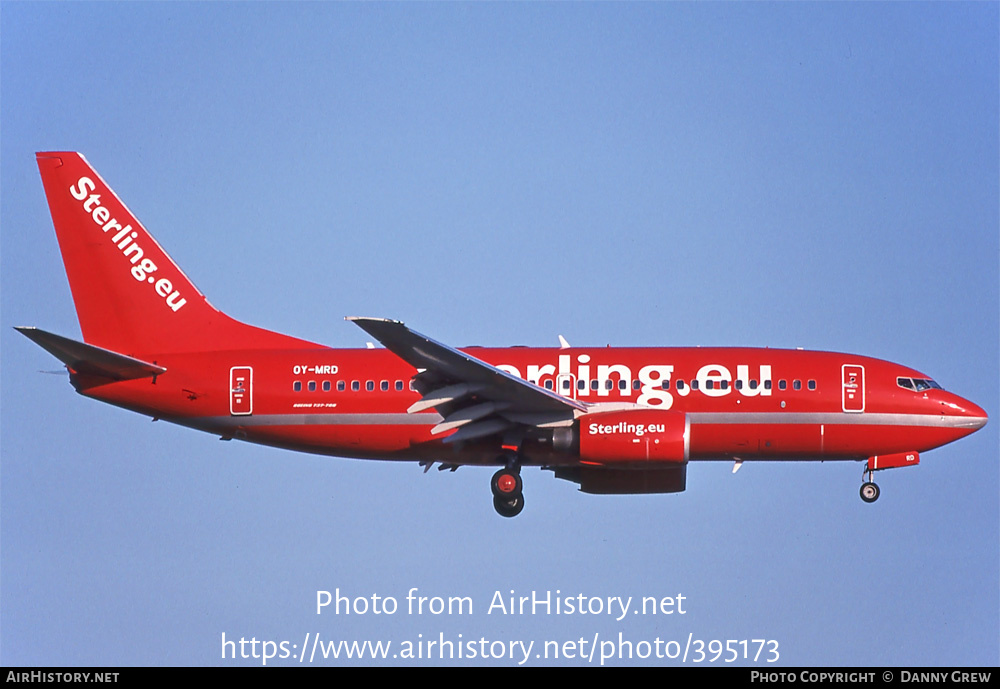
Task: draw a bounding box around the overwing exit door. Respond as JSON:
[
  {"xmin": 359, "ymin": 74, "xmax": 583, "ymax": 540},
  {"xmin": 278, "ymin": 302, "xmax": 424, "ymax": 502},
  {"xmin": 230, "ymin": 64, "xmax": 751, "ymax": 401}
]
[{"xmin": 556, "ymin": 373, "xmax": 577, "ymax": 400}]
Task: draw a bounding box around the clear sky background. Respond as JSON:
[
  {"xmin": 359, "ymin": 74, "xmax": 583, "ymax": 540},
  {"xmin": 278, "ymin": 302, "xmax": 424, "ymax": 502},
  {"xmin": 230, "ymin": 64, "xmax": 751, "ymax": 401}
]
[{"xmin": 2, "ymin": 3, "xmax": 997, "ymax": 667}]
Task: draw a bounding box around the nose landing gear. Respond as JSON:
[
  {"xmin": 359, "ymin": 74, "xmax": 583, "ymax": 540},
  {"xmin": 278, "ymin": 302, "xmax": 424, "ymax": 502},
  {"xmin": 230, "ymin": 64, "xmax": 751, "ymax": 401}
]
[
  {"xmin": 860, "ymin": 478, "xmax": 880, "ymax": 503},
  {"xmin": 860, "ymin": 464, "xmax": 881, "ymax": 503},
  {"xmin": 491, "ymin": 465, "xmax": 524, "ymax": 518},
  {"xmin": 859, "ymin": 452, "xmax": 919, "ymax": 503}
]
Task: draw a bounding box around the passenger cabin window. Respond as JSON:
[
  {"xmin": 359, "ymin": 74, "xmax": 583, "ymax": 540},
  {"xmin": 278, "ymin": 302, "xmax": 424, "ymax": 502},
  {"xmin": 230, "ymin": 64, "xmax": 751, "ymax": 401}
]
[
  {"xmin": 396, "ymin": 380, "xmax": 404, "ymax": 391},
  {"xmin": 323, "ymin": 381, "xmax": 331, "ymax": 392},
  {"xmin": 779, "ymin": 380, "xmax": 787, "ymax": 390},
  {"xmin": 366, "ymin": 381, "xmax": 374, "ymax": 391},
  {"xmin": 351, "ymin": 381, "xmax": 360, "ymax": 391},
  {"xmin": 308, "ymin": 381, "xmax": 316, "ymax": 392},
  {"xmin": 793, "ymin": 380, "xmax": 802, "ymax": 390},
  {"xmin": 545, "ymin": 380, "xmax": 553, "ymax": 390},
  {"xmin": 337, "ymin": 381, "xmax": 345, "ymax": 391},
  {"xmin": 293, "ymin": 381, "xmax": 302, "ymax": 392},
  {"xmin": 808, "ymin": 380, "xmax": 816, "ymax": 390},
  {"xmin": 676, "ymin": 380, "xmax": 685, "ymax": 390},
  {"xmin": 381, "ymin": 380, "xmax": 389, "ymax": 391}
]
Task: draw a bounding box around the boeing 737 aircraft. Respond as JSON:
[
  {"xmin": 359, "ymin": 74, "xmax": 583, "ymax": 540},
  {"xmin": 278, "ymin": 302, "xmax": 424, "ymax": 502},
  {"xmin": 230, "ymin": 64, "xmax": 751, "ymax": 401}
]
[{"xmin": 18, "ymin": 152, "xmax": 988, "ymax": 517}]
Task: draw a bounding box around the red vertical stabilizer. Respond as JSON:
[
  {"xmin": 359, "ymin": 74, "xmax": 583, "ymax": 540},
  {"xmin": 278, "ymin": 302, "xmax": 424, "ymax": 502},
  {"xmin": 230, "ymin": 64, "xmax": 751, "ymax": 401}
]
[{"xmin": 36, "ymin": 152, "xmax": 318, "ymax": 356}]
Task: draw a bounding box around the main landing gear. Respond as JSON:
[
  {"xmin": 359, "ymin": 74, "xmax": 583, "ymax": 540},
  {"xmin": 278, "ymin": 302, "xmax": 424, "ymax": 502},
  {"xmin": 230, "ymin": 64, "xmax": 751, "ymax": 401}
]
[{"xmin": 491, "ymin": 465, "xmax": 524, "ymax": 518}]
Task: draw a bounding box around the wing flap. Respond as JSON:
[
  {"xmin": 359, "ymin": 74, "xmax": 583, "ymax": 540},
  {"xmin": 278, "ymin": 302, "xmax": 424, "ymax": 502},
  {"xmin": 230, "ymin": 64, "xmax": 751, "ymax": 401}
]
[
  {"xmin": 441, "ymin": 418, "xmax": 512, "ymax": 444},
  {"xmin": 432, "ymin": 401, "xmax": 511, "ymax": 435},
  {"xmin": 407, "ymin": 382, "xmax": 484, "ymax": 414}
]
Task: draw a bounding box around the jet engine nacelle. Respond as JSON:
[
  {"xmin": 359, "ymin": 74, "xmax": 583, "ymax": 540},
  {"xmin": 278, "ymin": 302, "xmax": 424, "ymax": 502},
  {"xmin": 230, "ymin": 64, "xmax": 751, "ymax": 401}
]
[{"xmin": 577, "ymin": 409, "xmax": 689, "ymax": 466}]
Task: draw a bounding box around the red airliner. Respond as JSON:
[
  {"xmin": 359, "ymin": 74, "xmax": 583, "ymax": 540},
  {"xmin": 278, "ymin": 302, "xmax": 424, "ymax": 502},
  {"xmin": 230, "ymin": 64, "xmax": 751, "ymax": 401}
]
[{"xmin": 19, "ymin": 152, "xmax": 988, "ymax": 517}]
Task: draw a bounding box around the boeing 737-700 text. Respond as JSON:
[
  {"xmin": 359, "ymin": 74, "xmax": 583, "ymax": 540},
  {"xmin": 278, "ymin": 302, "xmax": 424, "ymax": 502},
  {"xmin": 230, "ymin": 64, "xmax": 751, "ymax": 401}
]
[{"xmin": 18, "ymin": 152, "xmax": 988, "ymax": 517}]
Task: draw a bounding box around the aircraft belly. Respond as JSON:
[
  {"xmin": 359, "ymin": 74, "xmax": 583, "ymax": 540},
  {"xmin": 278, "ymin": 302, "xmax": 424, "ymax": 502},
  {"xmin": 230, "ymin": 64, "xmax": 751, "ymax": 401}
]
[
  {"xmin": 688, "ymin": 422, "xmax": 822, "ymax": 458},
  {"xmin": 249, "ymin": 425, "xmax": 420, "ymax": 455},
  {"xmin": 687, "ymin": 413, "xmax": 973, "ymax": 459},
  {"xmin": 819, "ymin": 421, "xmax": 969, "ymax": 455}
]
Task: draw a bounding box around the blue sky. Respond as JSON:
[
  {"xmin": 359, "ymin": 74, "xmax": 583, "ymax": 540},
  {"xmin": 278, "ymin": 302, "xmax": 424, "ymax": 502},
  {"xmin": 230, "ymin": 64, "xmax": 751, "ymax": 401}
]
[{"xmin": 2, "ymin": 3, "xmax": 997, "ymax": 666}]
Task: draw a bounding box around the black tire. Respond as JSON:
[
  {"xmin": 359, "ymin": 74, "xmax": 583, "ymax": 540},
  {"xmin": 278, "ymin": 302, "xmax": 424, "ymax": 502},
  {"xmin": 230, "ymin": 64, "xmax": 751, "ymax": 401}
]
[
  {"xmin": 494, "ymin": 494, "xmax": 525, "ymax": 518},
  {"xmin": 860, "ymin": 481, "xmax": 880, "ymax": 503},
  {"xmin": 491, "ymin": 468, "xmax": 522, "ymax": 500}
]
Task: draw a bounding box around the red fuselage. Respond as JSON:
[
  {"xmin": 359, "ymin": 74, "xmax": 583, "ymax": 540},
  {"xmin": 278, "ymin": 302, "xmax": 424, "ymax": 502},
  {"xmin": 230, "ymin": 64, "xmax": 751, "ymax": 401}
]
[{"xmin": 77, "ymin": 344, "xmax": 987, "ymax": 467}]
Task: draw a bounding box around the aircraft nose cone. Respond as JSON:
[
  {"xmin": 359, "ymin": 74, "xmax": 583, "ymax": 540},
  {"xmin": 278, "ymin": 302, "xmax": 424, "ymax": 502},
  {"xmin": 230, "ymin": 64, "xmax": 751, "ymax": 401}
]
[
  {"xmin": 969, "ymin": 403, "xmax": 988, "ymax": 430},
  {"xmin": 954, "ymin": 397, "xmax": 988, "ymax": 430}
]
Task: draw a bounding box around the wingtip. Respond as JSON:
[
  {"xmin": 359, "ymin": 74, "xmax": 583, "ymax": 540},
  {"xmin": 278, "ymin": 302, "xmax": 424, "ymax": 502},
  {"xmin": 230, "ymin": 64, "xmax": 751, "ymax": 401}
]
[{"xmin": 346, "ymin": 316, "xmax": 403, "ymax": 325}]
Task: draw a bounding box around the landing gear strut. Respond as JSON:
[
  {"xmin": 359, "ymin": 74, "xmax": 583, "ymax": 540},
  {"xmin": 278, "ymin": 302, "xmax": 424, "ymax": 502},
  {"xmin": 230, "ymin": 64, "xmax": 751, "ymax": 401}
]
[
  {"xmin": 860, "ymin": 468, "xmax": 880, "ymax": 504},
  {"xmin": 491, "ymin": 465, "xmax": 524, "ymax": 518},
  {"xmin": 858, "ymin": 451, "xmax": 919, "ymax": 503}
]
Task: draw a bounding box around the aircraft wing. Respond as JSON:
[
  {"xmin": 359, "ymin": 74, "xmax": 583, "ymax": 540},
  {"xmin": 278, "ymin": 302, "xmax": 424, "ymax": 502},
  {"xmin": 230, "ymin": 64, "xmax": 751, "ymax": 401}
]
[{"xmin": 348, "ymin": 317, "xmax": 584, "ymax": 444}]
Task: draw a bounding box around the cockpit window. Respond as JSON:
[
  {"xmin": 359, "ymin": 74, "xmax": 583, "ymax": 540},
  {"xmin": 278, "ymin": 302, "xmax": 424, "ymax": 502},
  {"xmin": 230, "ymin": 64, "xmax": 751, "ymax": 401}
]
[{"xmin": 898, "ymin": 377, "xmax": 941, "ymax": 391}]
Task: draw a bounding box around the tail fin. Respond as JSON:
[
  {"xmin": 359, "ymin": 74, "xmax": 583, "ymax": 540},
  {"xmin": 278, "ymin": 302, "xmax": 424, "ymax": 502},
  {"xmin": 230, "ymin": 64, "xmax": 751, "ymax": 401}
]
[{"xmin": 35, "ymin": 152, "xmax": 317, "ymax": 355}]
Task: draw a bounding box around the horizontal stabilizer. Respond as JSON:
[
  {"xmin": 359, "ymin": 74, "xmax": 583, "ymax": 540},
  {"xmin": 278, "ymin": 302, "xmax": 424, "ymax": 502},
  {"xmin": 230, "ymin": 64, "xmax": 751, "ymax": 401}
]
[{"xmin": 15, "ymin": 327, "xmax": 166, "ymax": 381}]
